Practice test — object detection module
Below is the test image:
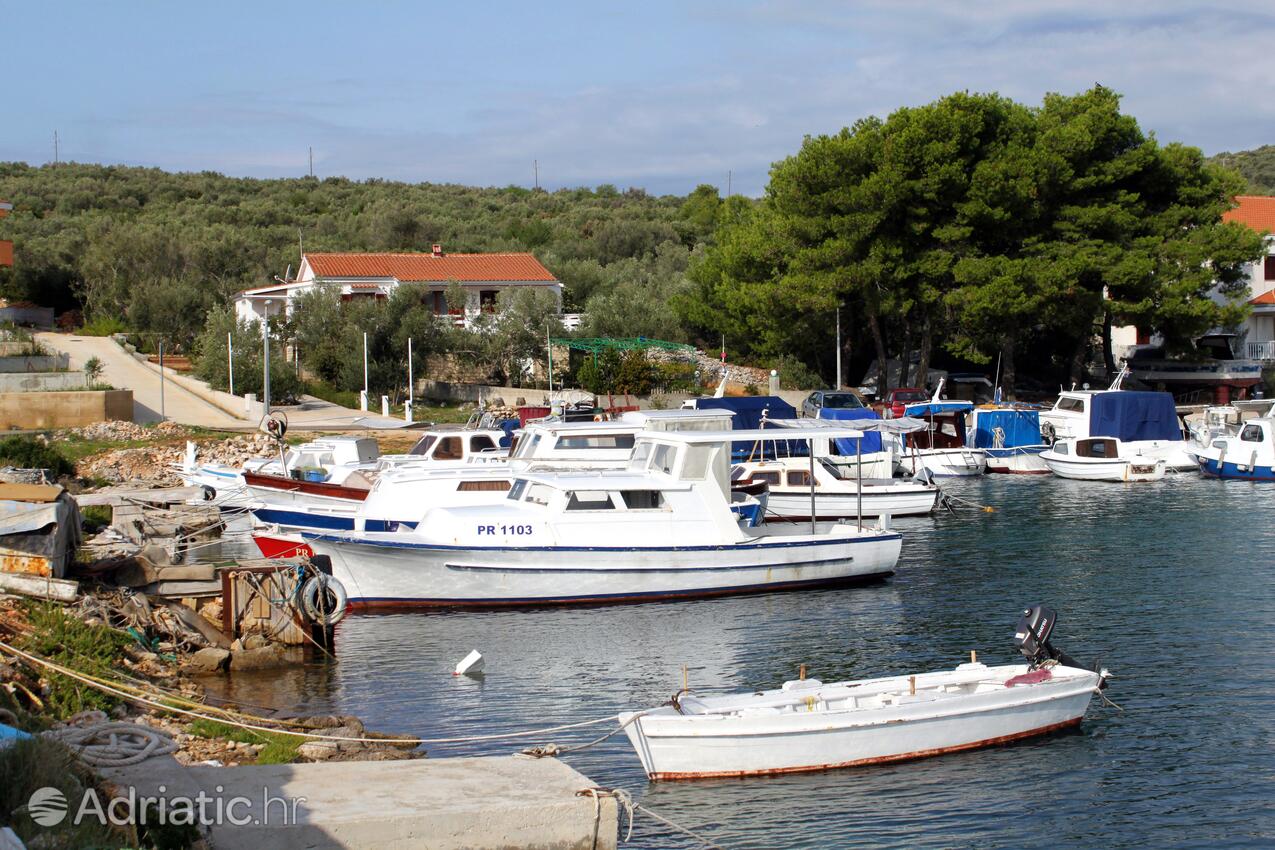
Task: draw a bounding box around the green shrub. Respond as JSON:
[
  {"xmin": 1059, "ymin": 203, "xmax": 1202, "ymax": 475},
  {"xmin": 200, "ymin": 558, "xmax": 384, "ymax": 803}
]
[
  {"xmin": 79, "ymin": 315, "xmax": 128, "ymax": 336},
  {"xmin": 14, "ymin": 602, "xmax": 133, "ymax": 719},
  {"xmin": 774, "ymin": 354, "xmax": 825, "ymax": 390},
  {"xmin": 0, "ymin": 436, "xmax": 74, "ymax": 477}
]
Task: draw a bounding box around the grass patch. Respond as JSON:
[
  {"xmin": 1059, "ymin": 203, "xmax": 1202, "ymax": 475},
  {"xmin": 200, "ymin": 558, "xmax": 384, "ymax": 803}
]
[
  {"xmin": 81, "ymin": 504, "xmax": 113, "ymax": 529},
  {"xmin": 0, "ymin": 436, "xmax": 74, "ymax": 476},
  {"xmin": 186, "ymin": 718, "xmax": 305, "ymax": 765},
  {"xmin": 13, "ymin": 601, "xmax": 132, "ymax": 719}
]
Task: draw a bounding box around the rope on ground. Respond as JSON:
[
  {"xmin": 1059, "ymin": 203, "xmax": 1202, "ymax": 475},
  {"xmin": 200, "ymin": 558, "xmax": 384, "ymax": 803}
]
[
  {"xmin": 42, "ymin": 710, "xmax": 177, "ymax": 767},
  {"xmin": 578, "ymin": 787, "xmax": 727, "ymax": 849},
  {"xmin": 0, "ymin": 637, "xmax": 622, "ymax": 747}
]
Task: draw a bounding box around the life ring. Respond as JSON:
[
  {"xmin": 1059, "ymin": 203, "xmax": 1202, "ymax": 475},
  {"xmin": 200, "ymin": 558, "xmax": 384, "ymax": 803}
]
[
  {"xmin": 200, "ymin": 485, "xmax": 216, "ymax": 501},
  {"xmin": 1041, "ymin": 421, "xmax": 1056, "ymax": 444},
  {"xmin": 300, "ymin": 573, "xmax": 348, "ymax": 626},
  {"xmin": 593, "ymin": 414, "xmax": 604, "ymax": 421}
]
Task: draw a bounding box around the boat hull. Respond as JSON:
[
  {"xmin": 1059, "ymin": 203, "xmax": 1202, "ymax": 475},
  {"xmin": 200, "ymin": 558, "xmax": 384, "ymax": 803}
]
[
  {"xmin": 1196, "ymin": 456, "xmax": 1275, "ymax": 480},
  {"xmin": 305, "ymin": 530, "xmax": 902, "ymax": 609},
  {"xmin": 764, "ymin": 488, "xmax": 938, "ymax": 519},
  {"xmin": 622, "ymin": 665, "xmax": 1099, "ymax": 780},
  {"xmin": 899, "ymin": 449, "xmax": 986, "ymax": 477},
  {"xmin": 1040, "ymin": 453, "xmax": 1164, "ymax": 482},
  {"xmin": 983, "ymin": 447, "xmax": 1050, "ymax": 475}
]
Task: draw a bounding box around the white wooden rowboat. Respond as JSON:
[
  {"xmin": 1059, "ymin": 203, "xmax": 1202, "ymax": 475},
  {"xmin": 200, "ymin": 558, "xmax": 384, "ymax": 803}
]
[{"xmin": 620, "ymin": 605, "xmax": 1108, "ymax": 780}]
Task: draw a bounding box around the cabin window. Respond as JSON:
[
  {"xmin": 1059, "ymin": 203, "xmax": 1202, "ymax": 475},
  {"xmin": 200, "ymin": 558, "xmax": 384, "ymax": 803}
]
[
  {"xmin": 621, "ymin": 490, "xmax": 665, "ymax": 509},
  {"xmin": 434, "ymin": 437, "xmax": 463, "ymax": 460},
  {"xmin": 751, "ymin": 471, "xmax": 781, "ymax": 485},
  {"xmin": 515, "ymin": 433, "xmax": 542, "ymax": 459},
  {"xmin": 458, "ymin": 479, "xmax": 511, "ymax": 492},
  {"xmin": 628, "ymin": 442, "xmax": 652, "ymax": 470},
  {"xmin": 1241, "ymin": 424, "xmax": 1264, "ymax": 443},
  {"xmin": 524, "ymin": 483, "xmax": 553, "ymax": 505},
  {"xmin": 409, "ymin": 435, "xmax": 437, "ymax": 456},
  {"xmin": 556, "ymin": 433, "xmax": 636, "ymax": 450},
  {"xmin": 681, "ymin": 446, "xmax": 711, "ymax": 479},
  {"xmin": 1056, "ymin": 397, "xmax": 1085, "ymax": 413},
  {"xmin": 469, "ymin": 435, "xmax": 497, "ymax": 453},
  {"xmin": 787, "ymin": 470, "xmax": 814, "ymax": 487},
  {"xmin": 1054, "ymin": 443, "xmax": 1069, "ymax": 455},
  {"xmin": 507, "ymin": 480, "xmax": 527, "ymax": 500},
  {"xmin": 651, "ymin": 444, "xmax": 677, "ymax": 475},
  {"xmin": 566, "ymin": 490, "xmax": 614, "ymax": 510}
]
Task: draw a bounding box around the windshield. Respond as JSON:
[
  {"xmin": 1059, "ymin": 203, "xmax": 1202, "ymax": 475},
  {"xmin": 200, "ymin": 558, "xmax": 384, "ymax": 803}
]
[
  {"xmin": 823, "ymin": 393, "xmax": 864, "ymax": 410},
  {"xmin": 894, "ymin": 390, "xmax": 928, "ymax": 403}
]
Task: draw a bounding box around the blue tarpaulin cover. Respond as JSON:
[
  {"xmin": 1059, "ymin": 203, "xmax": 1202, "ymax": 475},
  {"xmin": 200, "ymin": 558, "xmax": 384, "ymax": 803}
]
[
  {"xmin": 818, "ymin": 408, "xmax": 884, "ymax": 454},
  {"xmin": 970, "ymin": 408, "xmax": 1042, "ymax": 449},
  {"xmin": 690, "ymin": 396, "xmax": 799, "ymax": 459},
  {"xmin": 1090, "ymin": 392, "xmax": 1181, "ymax": 442},
  {"xmin": 903, "ymin": 400, "xmax": 975, "ymax": 417}
]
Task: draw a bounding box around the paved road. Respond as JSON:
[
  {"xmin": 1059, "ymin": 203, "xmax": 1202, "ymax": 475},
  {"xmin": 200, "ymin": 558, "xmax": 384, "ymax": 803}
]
[{"xmin": 36, "ymin": 333, "xmax": 245, "ymax": 427}]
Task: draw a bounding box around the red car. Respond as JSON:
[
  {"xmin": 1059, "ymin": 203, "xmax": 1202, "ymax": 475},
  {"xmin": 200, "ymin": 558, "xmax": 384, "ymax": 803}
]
[{"xmin": 879, "ymin": 387, "xmax": 930, "ymax": 418}]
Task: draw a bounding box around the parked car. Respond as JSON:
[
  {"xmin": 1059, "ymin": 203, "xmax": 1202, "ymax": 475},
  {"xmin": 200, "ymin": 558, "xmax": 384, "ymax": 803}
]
[
  {"xmin": 877, "ymin": 387, "xmax": 931, "ymax": 418},
  {"xmin": 800, "ymin": 390, "xmax": 867, "ymax": 418}
]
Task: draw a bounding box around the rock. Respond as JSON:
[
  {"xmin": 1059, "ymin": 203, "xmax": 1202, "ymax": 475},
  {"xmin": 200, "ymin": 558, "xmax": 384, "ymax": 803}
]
[
  {"xmin": 296, "ymin": 740, "xmax": 339, "ymax": 761},
  {"xmin": 241, "ymin": 634, "xmax": 269, "ymax": 650},
  {"xmin": 186, "ymin": 647, "xmax": 230, "ymax": 673},
  {"xmin": 229, "ymin": 644, "xmax": 288, "ymax": 670}
]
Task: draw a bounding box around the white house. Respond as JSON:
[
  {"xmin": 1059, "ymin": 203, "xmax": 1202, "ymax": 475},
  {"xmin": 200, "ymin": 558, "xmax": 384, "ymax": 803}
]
[
  {"xmin": 1223, "ymin": 196, "xmax": 1275, "ymax": 360},
  {"xmin": 234, "ymin": 246, "xmax": 569, "ymax": 328}
]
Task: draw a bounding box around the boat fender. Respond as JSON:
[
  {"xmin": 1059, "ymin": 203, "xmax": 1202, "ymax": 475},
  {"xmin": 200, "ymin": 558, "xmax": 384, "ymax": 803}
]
[
  {"xmin": 300, "ymin": 573, "xmax": 348, "ymax": 626},
  {"xmin": 200, "ymin": 485, "xmax": 216, "ymax": 501}
]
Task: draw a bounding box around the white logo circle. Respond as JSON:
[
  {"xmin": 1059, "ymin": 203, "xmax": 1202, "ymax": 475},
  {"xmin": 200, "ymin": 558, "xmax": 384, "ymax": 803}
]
[{"xmin": 27, "ymin": 787, "xmax": 68, "ymax": 827}]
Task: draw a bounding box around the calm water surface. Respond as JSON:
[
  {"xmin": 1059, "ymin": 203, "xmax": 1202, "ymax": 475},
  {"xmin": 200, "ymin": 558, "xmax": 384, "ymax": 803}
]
[{"xmin": 205, "ymin": 476, "xmax": 1275, "ymax": 848}]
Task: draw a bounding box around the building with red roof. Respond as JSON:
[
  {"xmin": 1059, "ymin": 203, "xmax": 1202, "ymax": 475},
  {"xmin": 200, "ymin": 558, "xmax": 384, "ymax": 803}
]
[
  {"xmin": 234, "ymin": 245, "xmax": 567, "ymax": 329},
  {"xmin": 1222, "ymin": 196, "xmax": 1275, "ymax": 360}
]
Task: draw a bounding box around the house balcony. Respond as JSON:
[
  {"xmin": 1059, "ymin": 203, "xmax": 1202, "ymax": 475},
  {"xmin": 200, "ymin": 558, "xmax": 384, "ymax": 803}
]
[
  {"xmin": 433, "ymin": 310, "xmax": 583, "ymax": 331},
  {"xmin": 1246, "ymin": 341, "xmax": 1275, "ymax": 361}
]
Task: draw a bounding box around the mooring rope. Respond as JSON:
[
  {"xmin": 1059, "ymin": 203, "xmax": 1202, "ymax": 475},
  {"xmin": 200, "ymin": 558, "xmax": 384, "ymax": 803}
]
[
  {"xmin": 579, "ymin": 787, "xmax": 728, "ymax": 849},
  {"xmin": 42, "ymin": 710, "xmax": 178, "ymax": 767}
]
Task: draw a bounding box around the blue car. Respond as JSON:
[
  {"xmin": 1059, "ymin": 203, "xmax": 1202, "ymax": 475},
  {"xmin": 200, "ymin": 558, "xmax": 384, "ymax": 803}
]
[{"xmin": 801, "ymin": 390, "xmax": 866, "ymax": 418}]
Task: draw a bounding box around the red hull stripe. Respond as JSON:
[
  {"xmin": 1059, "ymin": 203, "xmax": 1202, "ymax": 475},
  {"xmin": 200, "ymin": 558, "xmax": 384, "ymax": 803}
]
[
  {"xmin": 242, "ymin": 471, "xmax": 370, "ymax": 502},
  {"xmin": 648, "ymin": 717, "xmax": 1084, "ymax": 781}
]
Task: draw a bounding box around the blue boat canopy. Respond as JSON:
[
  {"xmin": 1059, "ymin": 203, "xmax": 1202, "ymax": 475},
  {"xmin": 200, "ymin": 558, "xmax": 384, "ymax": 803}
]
[
  {"xmin": 1090, "ymin": 392, "xmax": 1181, "ymax": 442},
  {"xmin": 904, "ymin": 400, "xmax": 974, "ymax": 417},
  {"xmin": 818, "ymin": 407, "xmax": 884, "ymax": 454},
  {"xmin": 970, "ymin": 408, "xmax": 1042, "ymax": 449}
]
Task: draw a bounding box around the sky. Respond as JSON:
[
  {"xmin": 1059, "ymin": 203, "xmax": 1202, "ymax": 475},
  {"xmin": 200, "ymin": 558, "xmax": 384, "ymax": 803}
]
[{"xmin": 3, "ymin": 1, "xmax": 1274, "ymax": 196}]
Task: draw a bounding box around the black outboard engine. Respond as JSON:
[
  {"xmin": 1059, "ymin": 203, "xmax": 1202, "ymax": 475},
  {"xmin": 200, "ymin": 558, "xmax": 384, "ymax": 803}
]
[{"xmin": 1014, "ymin": 605, "xmax": 1087, "ymax": 672}]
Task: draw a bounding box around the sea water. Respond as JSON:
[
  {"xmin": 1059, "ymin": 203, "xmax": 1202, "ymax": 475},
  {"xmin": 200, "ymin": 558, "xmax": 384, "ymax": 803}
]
[{"xmin": 203, "ymin": 475, "xmax": 1275, "ymax": 848}]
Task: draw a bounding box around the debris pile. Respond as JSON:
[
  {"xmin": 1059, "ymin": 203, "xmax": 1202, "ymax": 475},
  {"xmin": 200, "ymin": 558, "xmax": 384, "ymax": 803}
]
[
  {"xmin": 70, "ymin": 420, "xmax": 191, "ymax": 442},
  {"xmin": 78, "ymin": 432, "xmax": 278, "ymax": 486}
]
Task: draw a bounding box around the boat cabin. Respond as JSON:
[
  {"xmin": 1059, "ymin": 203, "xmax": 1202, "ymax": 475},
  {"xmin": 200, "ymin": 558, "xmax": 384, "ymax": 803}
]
[
  {"xmin": 1049, "ymin": 438, "xmax": 1121, "ymax": 458},
  {"xmin": 401, "ymin": 429, "xmax": 507, "ymax": 463},
  {"xmin": 901, "ymin": 400, "xmax": 974, "ymax": 450}
]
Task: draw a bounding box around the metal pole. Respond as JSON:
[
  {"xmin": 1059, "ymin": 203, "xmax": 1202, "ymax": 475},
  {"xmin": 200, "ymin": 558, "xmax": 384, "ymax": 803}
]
[
  {"xmin": 158, "ymin": 340, "xmax": 165, "ymax": 421},
  {"xmin": 227, "ymin": 331, "xmax": 234, "ymax": 396},
  {"xmin": 857, "ymin": 437, "xmax": 863, "ymax": 532},
  {"xmin": 408, "ymin": 337, "xmax": 414, "ymax": 408},
  {"xmin": 546, "ymin": 326, "xmax": 553, "ymax": 393},
  {"xmin": 363, "ymin": 332, "xmax": 369, "ymax": 399},
  {"xmin": 835, "ymin": 306, "xmax": 843, "ymax": 389},
  {"xmin": 809, "ymin": 438, "xmax": 817, "ymax": 535},
  {"xmin": 262, "ymin": 300, "xmax": 272, "ymax": 415}
]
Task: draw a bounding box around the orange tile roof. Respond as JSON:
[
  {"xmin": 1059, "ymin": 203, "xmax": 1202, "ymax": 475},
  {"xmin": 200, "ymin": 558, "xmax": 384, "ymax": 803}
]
[
  {"xmin": 1223, "ymin": 196, "xmax": 1275, "ymax": 233},
  {"xmin": 1250, "ymin": 289, "xmax": 1275, "ymax": 306},
  {"xmin": 305, "ymin": 252, "xmax": 558, "ymax": 283}
]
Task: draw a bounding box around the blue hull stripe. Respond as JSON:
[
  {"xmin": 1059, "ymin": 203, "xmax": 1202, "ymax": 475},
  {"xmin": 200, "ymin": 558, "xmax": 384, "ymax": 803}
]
[
  {"xmin": 443, "ymin": 556, "xmax": 855, "ymax": 574},
  {"xmin": 1199, "ymin": 458, "xmax": 1275, "ymax": 481},
  {"xmin": 304, "ymin": 532, "xmax": 901, "ymax": 552},
  {"xmin": 253, "ymin": 509, "xmax": 417, "ymax": 532},
  {"xmin": 346, "ymin": 571, "xmax": 895, "ymax": 608}
]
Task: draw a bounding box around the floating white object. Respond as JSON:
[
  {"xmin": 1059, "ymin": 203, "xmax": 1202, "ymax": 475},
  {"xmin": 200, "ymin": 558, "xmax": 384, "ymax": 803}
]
[{"xmin": 454, "ymin": 650, "xmax": 485, "ymax": 677}]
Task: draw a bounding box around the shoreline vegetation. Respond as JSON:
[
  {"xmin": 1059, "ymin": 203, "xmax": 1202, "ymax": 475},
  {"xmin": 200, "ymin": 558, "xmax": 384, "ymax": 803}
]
[{"xmin": 1, "ymin": 86, "xmax": 1270, "ymax": 402}]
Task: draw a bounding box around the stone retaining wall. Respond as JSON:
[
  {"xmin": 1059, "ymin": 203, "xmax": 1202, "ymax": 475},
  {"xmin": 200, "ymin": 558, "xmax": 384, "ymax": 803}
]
[
  {"xmin": 0, "ymin": 389, "xmax": 133, "ymax": 428},
  {"xmin": 0, "ymin": 371, "xmax": 87, "ymax": 392}
]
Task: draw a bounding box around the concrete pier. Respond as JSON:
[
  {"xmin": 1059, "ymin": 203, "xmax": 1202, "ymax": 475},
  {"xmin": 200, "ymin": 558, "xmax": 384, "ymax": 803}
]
[{"xmin": 99, "ymin": 755, "xmax": 617, "ymax": 849}]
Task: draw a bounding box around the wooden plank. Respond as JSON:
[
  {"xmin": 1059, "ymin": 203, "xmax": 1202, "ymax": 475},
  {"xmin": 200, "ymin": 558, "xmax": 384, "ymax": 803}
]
[
  {"xmin": 0, "ymin": 571, "xmax": 78, "ymax": 602},
  {"xmin": 75, "ymin": 486, "xmax": 206, "ymax": 507}
]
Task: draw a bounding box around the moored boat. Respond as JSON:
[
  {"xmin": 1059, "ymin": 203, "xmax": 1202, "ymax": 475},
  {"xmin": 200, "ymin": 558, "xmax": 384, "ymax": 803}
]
[
  {"xmin": 1193, "ymin": 416, "xmax": 1275, "ymax": 480},
  {"xmin": 969, "ymin": 405, "xmax": 1049, "ymax": 474},
  {"xmin": 619, "ymin": 605, "xmax": 1108, "ymax": 780},
  {"xmin": 1040, "ymin": 437, "xmax": 1166, "ymax": 482}
]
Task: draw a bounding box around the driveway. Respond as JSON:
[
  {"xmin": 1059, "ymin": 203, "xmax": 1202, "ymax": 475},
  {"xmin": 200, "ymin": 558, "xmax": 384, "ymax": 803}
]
[{"xmin": 36, "ymin": 333, "xmax": 245, "ymax": 428}]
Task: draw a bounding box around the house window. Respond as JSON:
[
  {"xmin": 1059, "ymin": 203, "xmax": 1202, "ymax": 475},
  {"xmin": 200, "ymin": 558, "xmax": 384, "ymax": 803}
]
[
  {"xmin": 432, "ymin": 291, "xmax": 447, "ymax": 316},
  {"xmin": 480, "ymin": 290, "xmax": 499, "ymax": 313},
  {"xmin": 1265, "ymin": 255, "xmax": 1275, "ymax": 281}
]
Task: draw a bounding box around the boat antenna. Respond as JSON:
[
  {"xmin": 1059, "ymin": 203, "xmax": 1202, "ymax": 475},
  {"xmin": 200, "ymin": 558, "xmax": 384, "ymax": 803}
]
[
  {"xmin": 993, "ymin": 352, "xmax": 1002, "ymax": 400},
  {"xmin": 1108, "ymin": 363, "xmax": 1128, "ymax": 391}
]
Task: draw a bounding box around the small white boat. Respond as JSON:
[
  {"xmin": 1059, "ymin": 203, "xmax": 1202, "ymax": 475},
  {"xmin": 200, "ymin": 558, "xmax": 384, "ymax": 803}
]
[
  {"xmin": 969, "ymin": 405, "xmax": 1049, "ymax": 474},
  {"xmin": 620, "ymin": 606, "xmax": 1108, "ymax": 780},
  {"xmin": 897, "ymin": 381, "xmax": 987, "ymax": 477},
  {"xmin": 1040, "ymin": 437, "xmax": 1166, "ymax": 482},
  {"xmin": 1193, "ymin": 416, "xmax": 1275, "ymax": 480},
  {"xmin": 180, "ymin": 436, "xmax": 381, "ymax": 508},
  {"xmin": 733, "ymin": 455, "xmax": 939, "ymax": 519}
]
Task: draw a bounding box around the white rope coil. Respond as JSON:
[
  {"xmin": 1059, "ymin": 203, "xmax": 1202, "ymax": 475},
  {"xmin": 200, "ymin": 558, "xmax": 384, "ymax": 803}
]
[{"xmin": 43, "ymin": 712, "xmax": 178, "ymax": 767}]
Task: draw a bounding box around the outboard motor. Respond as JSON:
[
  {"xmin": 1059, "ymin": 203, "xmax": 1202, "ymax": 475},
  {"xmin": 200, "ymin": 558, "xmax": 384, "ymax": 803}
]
[{"xmin": 1014, "ymin": 605, "xmax": 1091, "ymax": 676}]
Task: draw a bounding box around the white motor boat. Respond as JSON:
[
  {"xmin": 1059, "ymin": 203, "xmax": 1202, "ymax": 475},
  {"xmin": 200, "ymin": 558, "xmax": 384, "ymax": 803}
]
[
  {"xmin": 1040, "ymin": 437, "xmax": 1166, "ymax": 482},
  {"xmin": 1192, "ymin": 416, "xmax": 1275, "ymax": 480},
  {"xmin": 896, "ymin": 381, "xmax": 987, "ymax": 477},
  {"xmin": 304, "ymin": 426, "xmax": 902, "ymax": 608},
  {"xmin": 732, "ymin": 448, "xmax": 939, "ymax": 520},
  {"xmin": 180, "ymin": 436, "xmax": 381, "ymax": 508},
  {"xmin": 1040, "ymin": 368, "xmax": 1195, "ymax": 471},
  {"xmin": 620, "ymin": 605, "xmax": 1108, "ymax": 780}
]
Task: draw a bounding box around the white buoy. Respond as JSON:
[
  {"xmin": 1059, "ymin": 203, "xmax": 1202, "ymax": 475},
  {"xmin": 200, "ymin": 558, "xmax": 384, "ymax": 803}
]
[{"xmin": 453, "ymin": 650, "xmax": 485, "ymax": 677}]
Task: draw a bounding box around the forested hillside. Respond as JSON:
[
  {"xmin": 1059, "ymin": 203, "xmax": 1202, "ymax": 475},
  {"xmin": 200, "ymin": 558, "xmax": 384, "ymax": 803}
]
[
  {"xmin": 1209, "ymin": 145, "xmax": 1275, "ymax": 195},
  {"xmin": 0, "ymin": 163, "xmax": 722, "ymax": 350}
]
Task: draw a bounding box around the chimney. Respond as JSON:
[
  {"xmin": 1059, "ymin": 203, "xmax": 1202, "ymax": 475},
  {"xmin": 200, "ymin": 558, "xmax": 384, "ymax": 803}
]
[{"xmin": 431, "ymin": 244, "xmax": 443, "ymax": 257}]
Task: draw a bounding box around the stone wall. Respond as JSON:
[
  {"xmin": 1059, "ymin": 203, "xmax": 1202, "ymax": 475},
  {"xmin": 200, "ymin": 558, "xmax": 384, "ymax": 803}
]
[
  {"xmin": 0, "ymin": 354, "xmax": 71, "ymax": 373},
  {"xmin": 0, "ymin": 371, "xmax": 87, "ymax": 392},
  {"xmin": 0, "ymin": 389, "xmax": 133, "ymax": 429}
]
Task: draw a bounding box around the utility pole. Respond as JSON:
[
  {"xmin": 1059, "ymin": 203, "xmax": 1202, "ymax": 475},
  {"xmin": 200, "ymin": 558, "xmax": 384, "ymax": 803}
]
[
  {"xmin": 53, "ymin": 130, "xmax": 59, "ymax": 165},
  {"xmin": 726, "ymin": 170, "xmax": 731, "ymax": 198},
  {"xmin": 835, "ymin": 305, "xmax": 843, "ymax": 389},
  {"xmin": 158, "ymin": 340, "xmax": 166, "ymax": 421},
  {"xmin": 534, "ymin": 159, "xmax": 539, "ymax": 190},
  {"xmin": 227, "ymin": 331, "xmax": 235, "ymax": 396},
  {"xmin": 407, "ymin": 337, "xmax": 414, "ymax": 423},
  {"xmin": 262, "ymin": 301, "xmax": 272, "ymax": 415},
  {"xmin": 308, "ymin": 146, "xmax": 314, "ymax": 177},
  {"xmin": 361, "ymin": 332, "xmax": 369, "ymax": 411},
  {"xmin": 546, "ymin": 323, "xmax": 553, "ymax": 393}
]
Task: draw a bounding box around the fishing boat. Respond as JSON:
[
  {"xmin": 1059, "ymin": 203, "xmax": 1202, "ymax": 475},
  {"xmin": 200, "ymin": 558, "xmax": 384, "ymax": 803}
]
[
  {"xmin": 303, "ymin": 427, "xmax": 902, "ymax": 608},
  {"xmin": 1039, "ymin": 437, "xmax": 1166, "ymax": 482},
  {"xmin": 619, "ymin": 605, "xmax": 1109, "ymax": 780},
  {"xmin": 969, "ymin": 405, "xmax": 1049, "ymax": 474},
  {"xmin": 1039, "ymin": 369, "xmax": 1195, "ymax": 471},
  {"xmin": 896, "ymin": 382, "xmax": 986, "ymax": 477},
  {"xmin": 179, "ymin": 436, "xmax": 381, "ymax": 508},
  {"xmin": 1192, "ymin": 417, "xmax": 1275, "ymax": 480}
]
